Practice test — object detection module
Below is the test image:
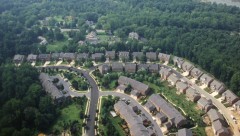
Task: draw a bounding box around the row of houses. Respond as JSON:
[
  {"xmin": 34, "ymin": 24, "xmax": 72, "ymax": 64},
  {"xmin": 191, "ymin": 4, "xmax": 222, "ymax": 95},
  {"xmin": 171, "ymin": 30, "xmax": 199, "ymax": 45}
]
[
  {"xmin": 98, "ymin": 63, "xmax": 160, "ymax": 74},
  {"xmin": 207, "ymin": 109, "xmax": 229, "ymax": 136},
  {"xmin": 39, "ymin": 73, "xmax": 70, "ymax": 103},
  {"xmin": 116, "ymin": 76, "xmax": 150, "ymax": 99},
  {"xmin": 160, "ymin": 66, "xmax": 240, "ymax": 111},
  {"xmin": 144, "ymin": 94, "xmax": 187, "ymax": 132},
  {"xmin": 13, "ymin": 51, "xmax": 171, "ymax": 63},
  {"xmin": 114, "ymin": 101, "xmax": 155, "ymax": 136}
]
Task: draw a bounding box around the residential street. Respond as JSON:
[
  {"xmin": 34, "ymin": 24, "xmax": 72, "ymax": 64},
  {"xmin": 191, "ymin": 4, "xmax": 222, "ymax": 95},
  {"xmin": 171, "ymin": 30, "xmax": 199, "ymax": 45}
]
[
  {"xmin": 38, "ymin": 65, "xmax": 99, "ymax": 136},
  {"xmin": 161, "ymin": 64, "xmax": 240, "ymax": 136},
  {"xmin": 100, "ymin": 91, "xmax": 163, "ymax": 136}
]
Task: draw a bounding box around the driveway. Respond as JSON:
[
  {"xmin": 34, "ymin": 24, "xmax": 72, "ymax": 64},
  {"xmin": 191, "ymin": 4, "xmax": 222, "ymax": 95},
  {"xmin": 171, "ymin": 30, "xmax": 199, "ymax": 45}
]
[{"xmin": 100, "ymin": 91, "xmax": 163, "ymax": 136}]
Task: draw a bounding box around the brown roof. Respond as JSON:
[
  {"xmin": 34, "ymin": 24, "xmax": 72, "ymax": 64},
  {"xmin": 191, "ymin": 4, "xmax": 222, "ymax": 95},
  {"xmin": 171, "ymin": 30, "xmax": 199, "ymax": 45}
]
[
  {"xmin": 111, "ymin": 62, "xmax": 123, "ymax": 72},
  {"xmin": 190, "ymin": 68, "xmax": 203, "ymax": 79}
]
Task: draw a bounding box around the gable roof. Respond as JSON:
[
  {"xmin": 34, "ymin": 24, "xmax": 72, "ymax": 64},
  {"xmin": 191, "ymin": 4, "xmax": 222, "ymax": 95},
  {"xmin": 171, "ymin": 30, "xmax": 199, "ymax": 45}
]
[
  {"xmin": 207, "ymin": 109, "xmax": 224, "ymax": 123},
  {"xmin": 27, "ymin": 54, "xmax": 37, "ymax": 61},
  {"xmin": 158, "ymin": 53, "xmax": 170, "ymax": 62},
  {"xmin": 190, "ymin": 67, "xmax": 203, "ymax": 78},
  {"xmin": 118, "ymin": 76, "xmax": 149, "ymax": 95},
  {"xmin": 177, "ymin": 128, "xmax": 193, "ymax": 136},
  {"xmin": 132, "ymin": 52, "xmax": 144, "ymax": 59},
  {"xmin": 181, "ymin": 61, "xmax": 194, "ymax": 72},
  {"xmin": 146, "ymin": 52, "xmax": 157, "ymax": 60}
]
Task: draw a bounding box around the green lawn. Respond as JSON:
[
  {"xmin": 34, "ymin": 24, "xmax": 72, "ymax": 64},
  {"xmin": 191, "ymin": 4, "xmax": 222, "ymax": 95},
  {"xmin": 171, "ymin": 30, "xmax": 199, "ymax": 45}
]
[
  {"xmin": 98, "ymin": 35, "xmax": 109, "ymax": 43},
  {"xmin": 51, "ymin": 102, "xmax": 86, "ymax": 134},
  {"xmin": 99, "ymin": 97, "xmax": 126, "ymax": 136},
  {"xmin": 47, "ymin": 40, "xmax": 68, "ymax": 52}
]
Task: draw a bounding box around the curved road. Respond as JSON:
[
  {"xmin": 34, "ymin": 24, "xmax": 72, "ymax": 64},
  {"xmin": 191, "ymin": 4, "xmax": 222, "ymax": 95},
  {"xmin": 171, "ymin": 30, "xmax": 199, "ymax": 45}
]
[
  {"xmin": 100, "ymin": 91, "xmax": 163, "ymax": 135},
  {"xmin": 38, "ymin": 65, "xmax": 99, "ymax": 136}
]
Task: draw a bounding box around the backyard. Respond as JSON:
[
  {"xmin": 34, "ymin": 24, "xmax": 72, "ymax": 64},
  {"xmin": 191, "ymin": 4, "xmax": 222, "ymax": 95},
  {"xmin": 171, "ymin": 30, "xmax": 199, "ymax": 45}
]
[{"xmin": 50, "ymin": 97, "xmax": 87, "ymax": 135}]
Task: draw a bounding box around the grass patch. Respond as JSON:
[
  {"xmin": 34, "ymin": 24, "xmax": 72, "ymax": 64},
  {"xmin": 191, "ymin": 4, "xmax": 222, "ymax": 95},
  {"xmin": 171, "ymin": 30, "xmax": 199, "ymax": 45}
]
[
  {"xmin": 204, "ymin": 87, "xmax": 212, "ymax": 93},
  {"xmin": 51, "ymin": 98, "xmax": 87, "ymax": 135},
  {"xmin": 99, "ymin": 97, "xmax": 125, "ymax": 136},
  {"xmin": 47, "ymin": 40, "xmax": 68, "ymax": 52},
  {"xmin": 214, "ymin": 94, "xmax": 222, "ymax": 99}
]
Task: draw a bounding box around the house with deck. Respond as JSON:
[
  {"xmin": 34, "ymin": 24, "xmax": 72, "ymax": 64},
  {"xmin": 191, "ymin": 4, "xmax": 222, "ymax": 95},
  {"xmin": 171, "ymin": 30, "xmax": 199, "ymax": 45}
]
[
  {"xmin": 181, "ymin": 61, "xmax": 194, "ymax": 75},
  {"xmin": 173, "ymin": 56, "xmax": 184, "ymax": 68},
  {"xmin": 160, "ymin": 68, "xmax": 172, "ymax": 80},
  {"xmin": 98, "ymin": 64, "xmax": 110, "ymax": 74},
  {"xmin": 167, "ymin": 74, "xmax": 180, "ymax": 86},
  {"xmin": 27, "ymin": 54, "xmax": 37, "ymax": 62},
  {"xmin": 197, "ymin": 97, "xmax": 214, "ymax": 112},
  {"xmin": 210, "ymin": 80, "xmax": 226, "ymax": 95},
  {"xmin": 190, "ymin": 68, "xmax": 203, "ymax": 80},
  {"xmin": 222, "ymin": 90, "xmax": 239, "ymax": 106},
  {"xmin": 200, "ymin": 74, "xmax": 214, "ymax": 87},
  {"xmin": 176, "ymin": 81, "xmax": 188, "ymax": 94},
  {"xmin": 119, "ymin": 51, "xmax": 129, "ymax": 61}
]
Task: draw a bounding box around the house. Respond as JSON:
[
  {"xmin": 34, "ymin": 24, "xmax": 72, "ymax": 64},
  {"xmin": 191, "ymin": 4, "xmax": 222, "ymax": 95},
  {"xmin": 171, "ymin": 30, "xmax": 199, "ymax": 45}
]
[
  {"xmin": 132, "ymin": 52, "xmax": 144, "ymax": 60},
  {"xmin": 27, "ymin": 54, "xmax": 37, "ymax": 62},
  {"xmin": 233, "ymin": 100, "xmax": 240, "ymax": 114},
  {"xmin": 159, "ymin": 68, "xmax": 172, "ymax": 80},
  {"xmin": 98, "ymin": 64, "xmax": 110, "ymax": 74},
  {"xmin": 212, "ymin": 120, "xmax": 229, "ymax": 136},
  {"xmin": 144, "ymin": 101, "xmax": 156, "ymax": 113},
  {"xmin": 38, "ymin": 54, "xmax": 51, "ymax": 61},
  {"xmin": 186, "ymin": 87, "xmax": 201, "ymax": 102},
  {"xmin": 116, "ymin": 85, "xmax": 127, "ymax": 93},
  {"xmin": 167, "ymin": 74, "xmax": 180, "ymax": 86},
  {"xmin": 51, "ymin": 53, "xmax": 60, "ymax": 61},
  {"xmin": 148, "ymin": 94, "xmax": 187, "ymax": 128},
  {"xmin": 86, "ymin": 31, "xmax": 99, "ymax": 44},
  {"xmin": 129, "ymin": 32, "xmax": 139, "ymax": 40},
  {"xmin": 118, "ymin": 76, "xmax": 149, "ymax": 95},
  {"xmin": 200, "ymin": 74, "xmax": 214, "ymax": 87},
  {"xmin": 146, "ymin": 52, "xmax": 157, "ymax": 61},
  {"xmin": 181, "ymin": 61, "xmax": 194, "ymax": 75},
  {"xmin": 222, "ymin": 90, "xmax": 239, "ymax": 106},
  {"xmin": 114, "ymin": 101, "xmax": 150, "ymax": 136},
  {"xmin": 137, "ymin": 64, "xmax": 149, "ymax": 71},
  {"xmin": 207, "ymin": 109, "xmax": 225, "ymax": 123},
  {"xmin": 13, "ymin": 54, "xmax": 25, "ymax": 63},
  {"xmin": 119, "ymin": 51, "xmax": 129, "ymax": 61},
  {"xmin": 173, "ymin": 56, "xmax": 185, "ymax": 68},
  {"xmin": 210, "ymin": 80, "xmax": 226, "ymax": 95},
  {"xmin": 76, "ymin": 53, "xmax": 88, "ymax": 60},
  {"xmin": 125, "ymin": 63, "xmax": 137, "ymax": 73},
  {"xmin": 39, "ymin": 73, "xmax": 69, "ymax": 103},
  {"xmin": 155, "ymin": 112, "xmax": 167, "ymax": 125},
  {"xmin": 190, "ymin": 68, "xmax": 203, "ymax": 80},
  {"xmin": 158, "ymin": 53, "xmax": 170, "ymax": 63},
  {"xmin": 176, "ymin": 81, "xmax": 188, "ymax": 94},
  {"xmin": 177, "ymin": 128, "xmax": 193, "ymax": 136},
  {"xmin": 164, "ymin": 122, "xmax": 172, "ymax": 130},
  {"xmin": 128, "ymin": 103, "xmax": 138, "ymax": 112},
  {"xmin": 148, "ymin": 64, "xmax": 159, "ymax": 73},
  {"xmin": 63, "ymin": 53, "xmax": 76, "ymax": 61},
  {"xmin": 131, "ymin": 90, "xmax": 141, "ymax": 99},
  {"xmin": 91, "ymin": 53, "xmax": 104, "ymax": 61},
  {"xmin": 111, "ymin": 62, "xmax": 123, "ymax": 72},
  {"xmin": 197, "ymin": 97, "xmax": 214, "ymax": 112},
  {"xmin": 105, "ymin": 51, "xmax": 115, "ymax": 60}
]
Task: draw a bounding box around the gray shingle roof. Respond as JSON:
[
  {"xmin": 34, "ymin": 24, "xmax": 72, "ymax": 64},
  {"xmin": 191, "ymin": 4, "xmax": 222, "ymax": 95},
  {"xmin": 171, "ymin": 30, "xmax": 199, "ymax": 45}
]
[
  {"xmin": 149, "ymin": 94, "xmax": 186, "ymax": 127},
  {"xmin": 158, "ymin": 53, "xmax": 170, "ymax": 62},
  {"xmin": 177, "ymin": 128, "xmax": 193, "ymax": 136},
  {"xmin": 77, "ymin": 53, "xmax": 88, "ymax": 60},
  {"xmin": 132, "ymin": 52, "xmax": 144, "ymax": 59},
  {"xmin": 125, "ymin": 63, "xmax": 137, "ymax": 73},
  {"xmin": 105, "ymin": 51, "xmax": 115, "ymax": 59},
  {"xmin": 181, "ymin": 61, "xmax": 194, "ymax": 72},
  {"xmin": 114, "ymin": 101, "xmax": 150, "ymax": 136},
  {"xmin": 111, "ymin": 62, "xmax": 123, "ymax": 72},
  {"xmin": 119, "ymin": 51, "xmax": 129, "ymax": 60},
  {"xmin": 210, "ymin": 80, "xmax": 225, "ymax": 94},
  {"xmin": 146, "ymin": 52, "xmax": 157, "ymax": 60},
  {"xmin": 91, "ymin": 53, "xmax": 104, "ymax": 60},
  {"xmin": 27, "ymin": 54, "xmax": 37, "ymax": 61},
  {"xmin": 207, "ymin": 109, "xmax": 224, "ymax": 123},
  {"xmin": 222, "ymin": 90, "xmax": 239, "ymax": 105},
  {"xmin": 137, "ymin": 64, "xmax": 149, "ymax": 71},
  {"xmin": 190, "ymin": 68, "xmax": 203, "ymax": 79},
  {"xmin": 13, "ymin": 54, "xmax": 25, "ymax": 61}
]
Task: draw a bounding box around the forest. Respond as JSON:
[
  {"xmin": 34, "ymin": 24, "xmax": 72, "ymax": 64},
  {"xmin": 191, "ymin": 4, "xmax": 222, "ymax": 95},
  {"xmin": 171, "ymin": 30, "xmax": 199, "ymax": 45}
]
[{"xmin": 0, "ymin": 0, "xmax": 239, "ymax": 94}]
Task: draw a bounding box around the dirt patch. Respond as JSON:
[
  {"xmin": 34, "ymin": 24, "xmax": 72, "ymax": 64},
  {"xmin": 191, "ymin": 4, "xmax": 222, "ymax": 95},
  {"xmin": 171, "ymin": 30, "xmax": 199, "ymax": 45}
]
[{"xmin": 205, "ymin": 126, "xmax": 214, "ymax": 136}]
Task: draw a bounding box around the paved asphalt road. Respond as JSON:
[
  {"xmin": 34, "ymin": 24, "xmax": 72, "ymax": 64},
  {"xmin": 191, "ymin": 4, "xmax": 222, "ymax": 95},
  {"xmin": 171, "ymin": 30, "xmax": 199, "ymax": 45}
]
[
  {"xmin": 100, "ymin": 91, "xmax": 163, "ymax": 136},
  {"xmin": 38, "ymin": 66, "xmax": 98, "ymax": 136},
  {"xmin": 160, "ymin": 64, "xmax": 240, "ymax": 136}
]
